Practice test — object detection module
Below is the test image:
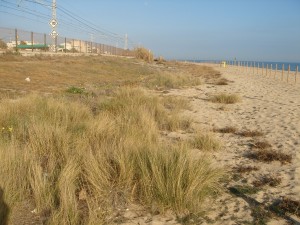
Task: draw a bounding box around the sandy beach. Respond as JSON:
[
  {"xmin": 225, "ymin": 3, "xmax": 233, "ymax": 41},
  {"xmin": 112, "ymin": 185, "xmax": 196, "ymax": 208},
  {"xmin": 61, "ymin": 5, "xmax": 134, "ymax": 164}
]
[{"xmin": 166, "ymin": 63, "xmax": 300, "ymax": 224}]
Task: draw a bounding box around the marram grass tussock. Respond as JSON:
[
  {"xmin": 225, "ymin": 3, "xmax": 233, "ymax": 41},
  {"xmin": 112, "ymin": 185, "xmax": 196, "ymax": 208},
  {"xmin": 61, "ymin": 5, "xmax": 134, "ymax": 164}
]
[{"xmin": 0, "ymin": 88, "xmax": 223, "ymax": 224}]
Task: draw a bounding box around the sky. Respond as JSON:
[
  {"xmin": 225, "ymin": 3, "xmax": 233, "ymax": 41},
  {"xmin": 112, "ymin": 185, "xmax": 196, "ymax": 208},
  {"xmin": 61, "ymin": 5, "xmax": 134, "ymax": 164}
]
[{"xmin": 0, "ymin": 0, "xmax": 300, "ymax": 62}]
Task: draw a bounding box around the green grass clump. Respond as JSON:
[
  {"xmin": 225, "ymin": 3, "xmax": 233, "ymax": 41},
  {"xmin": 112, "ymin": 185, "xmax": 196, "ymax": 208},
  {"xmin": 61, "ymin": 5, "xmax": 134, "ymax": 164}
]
[
  {"xmin": 210, "ymin": 93, "xmax": 241, "ymax": 104},
  {"xmin": 230, "ymin": 185, "xmax": 260, "ymax": 195},
  {"xmin": 66, "ymin": 86, "xmax": 86, "ymax": 94},
  {"xmin": 0, "ymin": 89, "xmax": 222, "ymax": 224}
]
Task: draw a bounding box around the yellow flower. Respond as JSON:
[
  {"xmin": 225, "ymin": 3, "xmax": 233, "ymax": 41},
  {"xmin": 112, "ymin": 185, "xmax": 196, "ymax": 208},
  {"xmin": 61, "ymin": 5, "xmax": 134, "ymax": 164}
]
[
  {"xmin": 1, "ymin": 127, "xmax": 4, "ymax": 131},
  {"xmin": 8, "ymin": 127, "xmax": 13, "ymax": 132}
]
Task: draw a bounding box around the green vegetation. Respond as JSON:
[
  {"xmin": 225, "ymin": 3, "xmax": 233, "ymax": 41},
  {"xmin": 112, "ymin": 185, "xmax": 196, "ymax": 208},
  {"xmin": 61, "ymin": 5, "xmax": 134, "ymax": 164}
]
[
  {"xmin": 66, "ymin": 86, "xmax": 86, "ymax": 94},
  {"xmin": 230, "ymin": 185, "xmax": 260, "ymax": 195}
]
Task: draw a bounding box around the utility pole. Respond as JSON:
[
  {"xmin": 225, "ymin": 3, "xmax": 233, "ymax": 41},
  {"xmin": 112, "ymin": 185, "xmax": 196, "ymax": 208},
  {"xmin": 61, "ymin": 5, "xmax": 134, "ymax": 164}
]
[
  {"xmin": 124, "ymin": 34, "xmax": 128, "ymax": 50},
  {"xmin": 49, "ymin": 0, "xmax": 58, "ymax": 52}
]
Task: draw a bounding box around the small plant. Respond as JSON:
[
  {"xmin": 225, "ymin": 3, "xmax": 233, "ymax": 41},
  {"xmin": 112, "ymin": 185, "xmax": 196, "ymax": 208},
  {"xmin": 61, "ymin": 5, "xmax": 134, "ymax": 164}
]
[
  {"xmin": 66, "ymin": 86, "xmax": 85, "ymax": 94},
  {"xmin": 229, "ymin": 185, "xmax": 260, "ymax": 195},
  {"xmin": 189, "ymin": 133, "xmax": 221, "ymax": 152},
  {"xmin": 251, "ymin": 205, "xmax": 271, "ymax": 225},
  {"xmin": 215, "ymin": 78, "xmax": 229, "ymax": 85},
  {"xmin": 253, "ymin": 175, "xmax": 282, "ymax": 187},
  {"xmin": 233, "ymin": 165, "xmax": 259, "ymax": 173},
  {"xmin": 238, "ymin": 130, "xmax": 264, "ymax": 137},
  {"xmin": 252, "ymin": 141, "xmax": 272, "ymax": 149},
  {"xmin": 214, "ymin": 126, "xmax": 237, "ymax": 134},
  {"xmin": 0, "ymin": 39, "xmax": 7, "ymax": 49},
  {"xmin": 248, "ymin": 149, "xmax": 292, "ymax": 164},
  {"xmin": 210, "ymin": 93, "xmax": 241, "ymax": 104},
  {"xmin": 271, "ymin": 197, "xmax": 300, "ymax": 217}
]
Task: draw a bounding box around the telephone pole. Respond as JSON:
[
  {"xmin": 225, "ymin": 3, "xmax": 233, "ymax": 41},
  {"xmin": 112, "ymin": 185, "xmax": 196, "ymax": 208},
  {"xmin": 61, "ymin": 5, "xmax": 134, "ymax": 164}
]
[{"xmin": 49, "ymin": 0, "xmax": 58, "ymax": 52}]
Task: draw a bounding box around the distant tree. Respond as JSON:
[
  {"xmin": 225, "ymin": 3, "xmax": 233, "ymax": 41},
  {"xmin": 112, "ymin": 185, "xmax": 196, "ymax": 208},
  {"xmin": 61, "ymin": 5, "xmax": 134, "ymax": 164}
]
[
  {"xmin": 20, "ymin": 40, "xmax": 27, "ymax": 45},
  {"xmin": 0, "ymin": 39, "xmax": 7, "ymax": 49}
]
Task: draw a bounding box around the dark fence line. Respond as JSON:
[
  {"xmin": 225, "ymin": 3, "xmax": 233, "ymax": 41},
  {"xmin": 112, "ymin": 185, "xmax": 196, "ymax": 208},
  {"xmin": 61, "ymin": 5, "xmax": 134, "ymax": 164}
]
[
  {"xmin": 217, "ymin": 61, "xmax": 299, "ymax": 84},
  {"xmin": 0, "ymin": 27, "xmax": 134, "ymax": 57}
]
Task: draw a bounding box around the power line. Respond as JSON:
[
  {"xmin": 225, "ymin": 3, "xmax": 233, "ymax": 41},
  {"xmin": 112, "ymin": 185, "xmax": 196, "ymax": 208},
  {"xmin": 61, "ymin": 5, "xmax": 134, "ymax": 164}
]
[{"xmin": 1, "ymin": 0, "xmax": 138, "ymax": 48}]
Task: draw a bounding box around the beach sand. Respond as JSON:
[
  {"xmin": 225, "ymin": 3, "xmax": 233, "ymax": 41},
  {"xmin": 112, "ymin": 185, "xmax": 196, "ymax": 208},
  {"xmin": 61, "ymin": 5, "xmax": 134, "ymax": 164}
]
[
  {"xmin": 116, "ymin": 63, "xmax": 300, "ymax": 224},
  {"xmin": 151, "ymin": 64, "xmax": 299, "ymax": 225}
]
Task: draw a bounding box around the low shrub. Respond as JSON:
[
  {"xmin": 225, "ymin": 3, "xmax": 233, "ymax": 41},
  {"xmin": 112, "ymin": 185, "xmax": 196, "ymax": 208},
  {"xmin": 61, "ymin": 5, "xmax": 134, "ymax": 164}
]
[
  {"xmin": 210, "ymin": 93, "xmax": 241, "ymax": 104},
  {"xmin": 134, "ymin": 47, "xmax": 153, "ymax": 62}
]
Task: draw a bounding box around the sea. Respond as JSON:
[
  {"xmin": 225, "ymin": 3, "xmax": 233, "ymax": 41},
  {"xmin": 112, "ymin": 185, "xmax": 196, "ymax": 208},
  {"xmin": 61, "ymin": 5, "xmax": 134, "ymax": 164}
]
[{"xmin": 187, "ymin": 60, "xmax": 300, "ymax": 72}]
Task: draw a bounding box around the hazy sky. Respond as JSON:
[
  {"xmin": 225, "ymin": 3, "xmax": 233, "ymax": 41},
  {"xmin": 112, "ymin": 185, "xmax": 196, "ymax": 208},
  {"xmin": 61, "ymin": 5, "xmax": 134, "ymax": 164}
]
[{"xmin": 0, "ymin": 0, "xmax": 300, "ymax": 61}]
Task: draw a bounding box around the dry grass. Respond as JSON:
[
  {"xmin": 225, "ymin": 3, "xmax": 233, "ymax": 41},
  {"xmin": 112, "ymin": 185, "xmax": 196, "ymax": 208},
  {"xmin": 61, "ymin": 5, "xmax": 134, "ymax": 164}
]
[
  {"xmin": 271, "ymin": 197, "xmax": 300, "ymax": 217},
  {"xmin": 0, "ymin": 55, "xmax": 218, "ymax": 95},
  {"xmin": 145, "ymin": 71, "xmax": 202, "ymax": 89},
  {"xmin": 0, "ymin": 88, "xmax": 222, "ymax": 224},
  {"xmin": 134, "ymin": 47, "xmax": 153, "ymax": 62},
  {"xmin": 252, "ymin": 141, "xmax": 272, "ymax": 149},
  {"xmin": 215, "ymin": 78, "xmax": 230, "ymax": 85},
  {"xmin": 210, "ymin": 93, "xmax": 241, "ymax": 104},
  {"xmin": 248, "ymin": 149, "xmax": 292, "ymax": 164},
  {"xmin": 238, "ymin": 130, "xmax": 264, "ymax": 137},
  {"xmin": 233, "ymin": 165, "xmax": 259, "ymax": 173},
  {"xmin": 189, "ymin": 133, "xmax": 221, "ymax": 152},
  {"xmin": 0, "ymin": 55, "xmax": 154, "ymax": 93},
  {"xmin": 214, "ymin": 126, "xmax": 237, "ymax": 134},
  {"xmin": 253, "ymin": 175, "xmax": 282, "ymax": 187},
  {"xmin": 170, "ymin": 62, "xmax": 221, "ymax": 83}
]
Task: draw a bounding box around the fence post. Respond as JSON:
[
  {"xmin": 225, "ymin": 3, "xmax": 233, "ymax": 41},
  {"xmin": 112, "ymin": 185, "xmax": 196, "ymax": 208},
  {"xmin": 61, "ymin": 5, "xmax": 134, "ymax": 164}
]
[
  {"xmin": 79, "ymin": 40, "xmax": 81, "ymax": 53},
  {"xmin": 72, "ymin": 39, "xmax": 74, "ymax": 53},
  {"xmin": 44, "ymin": 33, "xmax": 47, "ymax": 52},
  {"xmin": 55, "ymin": 36, "xmax": 57, "ymax": 53},
  {"xmin": 64, "ymin": 37, "xmax": 67, "ymax": 53},
  {"xmin": 266, "ymin": 64, "xmax": 268, "ymax": 76},
  {"xmin": 15, "ymin": 28, "xmax": 18, "ymax": 52},
  {"xmin": 270, "ymin": 64, "xmax": 272, "ymax": 78},
  {"xmin": 287, "ymin": 64, "xmax": 290, "ymax": 83},
  {"xmin": 262, "ymin": 63, "xmax": 264, "ymax": 75},
  {"xmin": 282, "ymin": 64, "xmax": 284, "ymax": 81},
  {"xmin": 275, "ymin": 64, "xmax": 277, "ymax": 79},
  {"xmin": 296, "ymin": 65, "xmax": 298, "ymax": 83},
  {"xmin": 31, "ymin": 31, "xmax": 34, "ymax": 52}
]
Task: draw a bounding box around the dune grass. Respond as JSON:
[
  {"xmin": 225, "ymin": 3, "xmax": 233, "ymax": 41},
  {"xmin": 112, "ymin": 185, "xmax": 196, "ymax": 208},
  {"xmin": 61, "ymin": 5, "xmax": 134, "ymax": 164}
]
[
  {"xmin": 134, "ymin": 47, "xmax": 154, "ymax": 62},
  {"xmin": 145, "ymin": 71, "xmax": 202, "ymax": 89},
  {"xmin": 189, "ymin": 132, "xmax": 221, "ymax": 152},
  {"xmin": 210, "ymin": 93, "xmax": 241, "ymax": 104},
  {"xmin": 0, "ymin": 88, "xmax": 222, "ymax": 224}
]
